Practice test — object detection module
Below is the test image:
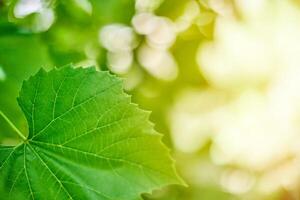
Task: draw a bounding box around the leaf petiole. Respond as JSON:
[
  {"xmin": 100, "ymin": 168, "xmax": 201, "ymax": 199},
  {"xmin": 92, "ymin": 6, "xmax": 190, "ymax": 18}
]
[{"xmin": 0, "ymin": 110, "xmax": 27, "ymax": 141}]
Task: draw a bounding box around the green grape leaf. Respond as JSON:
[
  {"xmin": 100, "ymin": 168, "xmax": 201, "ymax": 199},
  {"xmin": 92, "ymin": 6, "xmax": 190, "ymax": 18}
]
[{"xmin": 0, "ymin": 65, "xmax": 183, "ymax": 199}]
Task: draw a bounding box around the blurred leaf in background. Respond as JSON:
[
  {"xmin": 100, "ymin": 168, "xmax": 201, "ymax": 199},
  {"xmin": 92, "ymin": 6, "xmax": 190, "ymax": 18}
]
[{"xmin": 0, "ymin": 8, "xmax": 53, "ymax": 141}]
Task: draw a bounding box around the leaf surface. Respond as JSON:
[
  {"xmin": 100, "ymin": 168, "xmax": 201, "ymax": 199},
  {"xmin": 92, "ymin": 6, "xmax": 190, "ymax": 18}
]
[{"xmin": 0, "ymin": 65, "xmax": 182, "ymax": 200}]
